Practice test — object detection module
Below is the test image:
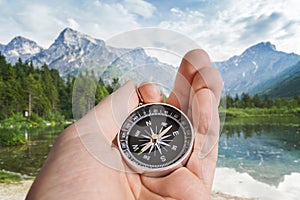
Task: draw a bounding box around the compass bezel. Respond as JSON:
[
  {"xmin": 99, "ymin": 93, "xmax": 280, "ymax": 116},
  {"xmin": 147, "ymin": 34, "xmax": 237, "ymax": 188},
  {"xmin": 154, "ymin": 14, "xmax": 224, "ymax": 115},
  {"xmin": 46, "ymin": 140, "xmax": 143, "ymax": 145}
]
[{"xmin": 117, "ymin": 103, "xmax": 194, "ymax": 177}]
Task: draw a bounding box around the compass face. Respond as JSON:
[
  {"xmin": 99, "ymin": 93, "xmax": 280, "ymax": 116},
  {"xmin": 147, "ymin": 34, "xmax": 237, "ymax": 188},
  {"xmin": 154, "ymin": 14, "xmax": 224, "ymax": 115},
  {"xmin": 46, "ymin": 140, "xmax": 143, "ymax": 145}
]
[{"xmin": 118, "ymin": 103, "xmax": 194, "ymax": 176}]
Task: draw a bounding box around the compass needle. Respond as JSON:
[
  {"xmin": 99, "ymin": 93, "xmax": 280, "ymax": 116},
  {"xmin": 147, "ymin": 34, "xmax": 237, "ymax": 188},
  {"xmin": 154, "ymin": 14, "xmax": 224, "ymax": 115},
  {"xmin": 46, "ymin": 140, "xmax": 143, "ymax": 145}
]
[
  {"xmin": 155, "ymin": 143, "xmax": 162, "ymax": 155},
  {"xmin": 158, "ymin": 125, "xmax": 172, "ymax": 139},
  {"xmin": 138, "ymin": 141, "xmax": 153, "ymax": 155},
  {"xmin": 149, "ymin": 126, "xmax": 155, "ymax": 135},
  {"xmin": 118, "ymin": 103, "xmax": 194, "ymax": 177},
  {"xmin": 160, "ymin": 134, "xmax": 172, "ymax": 140},
  {"xmin": 148, "ymin": 144, "xmax": 155, "ymax": 154},
  {"xmin": 160, "ymin": 141, "xmax": 171, "ymax": 147}
]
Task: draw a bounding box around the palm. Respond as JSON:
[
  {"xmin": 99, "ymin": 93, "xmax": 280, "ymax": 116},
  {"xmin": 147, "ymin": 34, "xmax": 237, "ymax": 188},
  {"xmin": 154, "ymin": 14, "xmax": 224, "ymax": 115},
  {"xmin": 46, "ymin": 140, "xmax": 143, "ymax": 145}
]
[{"xmin": 26, "ymin": 49, "xmax": 222, "ymax": 200}]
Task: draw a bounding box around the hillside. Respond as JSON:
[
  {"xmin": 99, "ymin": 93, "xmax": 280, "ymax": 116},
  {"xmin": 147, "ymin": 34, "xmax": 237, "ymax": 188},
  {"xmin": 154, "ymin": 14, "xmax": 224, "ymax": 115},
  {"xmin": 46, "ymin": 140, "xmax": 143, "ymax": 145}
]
[{"xmin": 262, "ymin": 61, "xmax": 300, "ymax": 98}]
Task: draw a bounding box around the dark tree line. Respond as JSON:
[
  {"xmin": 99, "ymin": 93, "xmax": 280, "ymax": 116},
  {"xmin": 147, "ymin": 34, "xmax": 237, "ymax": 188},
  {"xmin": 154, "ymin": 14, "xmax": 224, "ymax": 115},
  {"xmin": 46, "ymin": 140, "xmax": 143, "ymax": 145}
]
[
  {"xmin": 225, "ymin": 93, "xmax": 300, "ymax": 109},
  {"xmin": 0, "ymin": 53, "xmax": 114, "ymax": 121}
]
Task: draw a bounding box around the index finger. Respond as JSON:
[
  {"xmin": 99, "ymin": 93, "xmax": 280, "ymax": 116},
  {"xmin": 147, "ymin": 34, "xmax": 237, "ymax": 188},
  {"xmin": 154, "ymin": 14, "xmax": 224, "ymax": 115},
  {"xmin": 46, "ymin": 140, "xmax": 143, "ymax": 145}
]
[{"xmin": 166, "ymin": 49, "xmax": 211, "ymax": 113}]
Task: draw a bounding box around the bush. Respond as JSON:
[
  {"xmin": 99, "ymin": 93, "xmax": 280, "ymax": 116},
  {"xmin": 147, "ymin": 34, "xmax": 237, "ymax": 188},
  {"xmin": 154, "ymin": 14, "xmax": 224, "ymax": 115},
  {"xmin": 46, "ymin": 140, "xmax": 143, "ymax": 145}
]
[{"xmin": 0, "ymin": 128, "xmax": 27, "ymax": 146}]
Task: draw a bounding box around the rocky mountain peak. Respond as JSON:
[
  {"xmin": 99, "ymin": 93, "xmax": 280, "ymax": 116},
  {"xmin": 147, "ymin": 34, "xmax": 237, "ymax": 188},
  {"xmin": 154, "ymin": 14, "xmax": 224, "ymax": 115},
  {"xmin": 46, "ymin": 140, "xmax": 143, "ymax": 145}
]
[
  {"xmin": 215, "ymin": 41, "xmax": 300, "ymax": 95},
  {"xmin": 1, "ymin": 36, "xmax": 43, "ymax": 64},
  {"xmin": 54, "ymin": 27, "xmax": 102, "ymax": 47},
  {"xmin": 6, "ymin": 36, "xmax": 43, "ymax": 54},
  {"xmin": 241, "ymin": 41, "xmax": 277, "ymax": 57}
]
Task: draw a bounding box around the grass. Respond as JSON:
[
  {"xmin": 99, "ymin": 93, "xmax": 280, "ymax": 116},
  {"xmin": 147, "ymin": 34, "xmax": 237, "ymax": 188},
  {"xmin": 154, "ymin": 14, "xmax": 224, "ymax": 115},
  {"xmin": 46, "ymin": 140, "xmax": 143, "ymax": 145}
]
[
  {"xmin": 0, "ymin": 170, "xmax": 23, "ymax": 183},
  {"xmin": 223, "ymin": 107, "xmax": 300, "ymax": 118},
  {"xmin": 0, "ymin": 170, "xmax": 33, "ymax": 184}
]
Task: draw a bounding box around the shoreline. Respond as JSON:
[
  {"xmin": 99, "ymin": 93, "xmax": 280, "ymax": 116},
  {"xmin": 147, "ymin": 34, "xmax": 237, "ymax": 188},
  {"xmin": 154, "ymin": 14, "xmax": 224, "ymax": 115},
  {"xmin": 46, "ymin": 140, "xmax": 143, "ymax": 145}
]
[
  {"xmin": 0, "ymin": 179, "xmax": 253, "ymax": 200},
  {"xmin": 213, "ymin": 167, "xmax": 300, "ymax": 200},
  {"xmin": 1, "ymin": 167, "xmax": 300, "ymax": 199}
]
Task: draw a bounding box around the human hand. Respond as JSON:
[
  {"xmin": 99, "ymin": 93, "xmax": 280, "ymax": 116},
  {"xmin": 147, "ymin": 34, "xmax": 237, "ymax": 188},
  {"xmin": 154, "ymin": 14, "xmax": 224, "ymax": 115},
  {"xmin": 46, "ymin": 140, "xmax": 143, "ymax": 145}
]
[{"xmin": 26, "ymin": 49, "xmax": 222, "ymax": 200}]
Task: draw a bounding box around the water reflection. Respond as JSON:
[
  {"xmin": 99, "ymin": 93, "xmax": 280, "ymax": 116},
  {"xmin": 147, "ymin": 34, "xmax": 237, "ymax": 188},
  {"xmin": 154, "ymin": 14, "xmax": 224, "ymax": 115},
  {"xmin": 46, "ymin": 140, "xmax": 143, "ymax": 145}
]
[
  {"xmin": 218, "ymin": 117, "xmax": 300, "ymax": 187},
  {"xmin": 0, "ymin": 126, "xmax": 65, "ymax": 176},
  {"xmin": 0, "ymin": 117, "xmax": 299, "ymax": 188}
]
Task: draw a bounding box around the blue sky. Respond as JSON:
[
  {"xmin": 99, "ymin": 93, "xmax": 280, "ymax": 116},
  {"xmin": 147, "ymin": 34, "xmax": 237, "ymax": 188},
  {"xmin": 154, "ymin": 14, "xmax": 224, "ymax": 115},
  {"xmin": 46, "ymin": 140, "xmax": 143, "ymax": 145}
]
[{"xmin": 0, "ymin": 0, "xmax": 299, "ymax": 61}]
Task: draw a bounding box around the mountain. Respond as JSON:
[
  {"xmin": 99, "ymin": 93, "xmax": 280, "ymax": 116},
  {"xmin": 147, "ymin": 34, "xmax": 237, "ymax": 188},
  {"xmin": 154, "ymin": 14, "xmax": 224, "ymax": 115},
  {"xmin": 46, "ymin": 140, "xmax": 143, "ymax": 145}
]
[
  {"xmin": 30, "ymin": 28, "xmax": 112, "ymax": 75},
  {"xmin": 0, "ymin": 36, "xmax": 44, "ymax": 64},
  {"xmin": 262, "ymin": 61, "xmax": 300, "ymax": 98},
  {"xmin": 215, "ymin": 42, "xmax": 300, "ymax": 95},
  {"xmin": 28, "ymin": 28, "xmax": 175, "ymax": 94},
  {"xmin": 0, "ymin": 43, "xmax": 4, "ymax": 52},
  {"xmin": 1, "ymin": 29, "xmax": 300, "ymax": 97},
  {"xmin": 0, "ymin": 28, "xmax": 175, "ymax": 94}
]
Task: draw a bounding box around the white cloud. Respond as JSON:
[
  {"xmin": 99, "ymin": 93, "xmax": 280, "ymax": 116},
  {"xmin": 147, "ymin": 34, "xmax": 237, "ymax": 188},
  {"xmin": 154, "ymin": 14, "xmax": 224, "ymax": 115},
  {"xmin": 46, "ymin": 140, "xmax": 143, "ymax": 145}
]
[
  {"xmin": 78, "ymin": 1, "xmax": 139, "ymax": 39},
  {"xmin": 0, "ymin": 1, "xmax": 141, "ymax": 47},
  {"xmin": 67, "ymin": 18, "xmax": 80, "ymax": 30},
  {"xmin": 158, "ymin": 0, "xmax": 300, "ymax": 61},
  {"xmin": 0, "ymin": 0, "xmax": 298, "ymax": 61},
  {"xmin": 123, "ymin": 0, "xmax": 156, "ymax": 18}
]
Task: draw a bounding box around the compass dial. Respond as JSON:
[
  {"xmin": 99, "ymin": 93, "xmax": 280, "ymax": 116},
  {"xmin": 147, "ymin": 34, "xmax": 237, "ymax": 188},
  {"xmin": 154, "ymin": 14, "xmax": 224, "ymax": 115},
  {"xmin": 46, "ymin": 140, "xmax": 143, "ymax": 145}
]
[{"xmin": 118, "ymin": 103, "xmax": 194, "ymax": 177}]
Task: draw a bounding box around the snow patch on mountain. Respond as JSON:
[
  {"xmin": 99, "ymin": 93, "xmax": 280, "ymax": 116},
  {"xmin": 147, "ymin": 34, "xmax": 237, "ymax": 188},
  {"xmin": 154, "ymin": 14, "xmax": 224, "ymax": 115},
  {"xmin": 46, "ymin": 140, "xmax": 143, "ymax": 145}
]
[
  {"xmin": 1, "ymin": 36, "xmax": 44, "ymax": 64},
  {"xmin": 2, "ymin": 29, "xmax": 300, "ymax": 96},
  {"xmin": 215, "ymin": 42, "xmax": 300, "ymax": 95}
]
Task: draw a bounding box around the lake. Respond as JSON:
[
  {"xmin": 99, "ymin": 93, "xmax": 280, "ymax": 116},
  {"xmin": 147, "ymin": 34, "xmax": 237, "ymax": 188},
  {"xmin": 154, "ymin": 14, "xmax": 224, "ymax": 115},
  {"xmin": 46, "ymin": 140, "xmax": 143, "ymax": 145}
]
[
  {"xmin": 213, "ymin": 117, "xmax": 300, "ymax": 199},
  {"xmin": 0, "ymin": 117, "xmax": 299, "ymax": 199},
  {"xmin": 0, "ymin": 126, "xmax": 65, "ymax": 176}
]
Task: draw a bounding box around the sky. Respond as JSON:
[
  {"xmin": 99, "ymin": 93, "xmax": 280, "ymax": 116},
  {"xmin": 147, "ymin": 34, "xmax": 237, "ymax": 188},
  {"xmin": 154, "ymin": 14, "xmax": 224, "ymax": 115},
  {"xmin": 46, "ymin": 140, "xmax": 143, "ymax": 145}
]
[{"xmin": 0, "ymin": 0, "xmax": 299, "ymax": 61}]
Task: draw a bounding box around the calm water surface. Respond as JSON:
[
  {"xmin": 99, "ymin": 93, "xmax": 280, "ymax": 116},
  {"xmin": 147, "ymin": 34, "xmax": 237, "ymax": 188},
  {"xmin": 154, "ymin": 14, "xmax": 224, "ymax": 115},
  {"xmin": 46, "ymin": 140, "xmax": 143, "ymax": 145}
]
[
  {"xmin": 0, "ymin": 117, "xmax": 299, "ymax": 188},
  {"xmin": 217, "ymin": 117, "xmax": 300, "ymax": 187},
  {"xmin": 0, "ymin": 126, "xmax": 65, "ymax": 176}
]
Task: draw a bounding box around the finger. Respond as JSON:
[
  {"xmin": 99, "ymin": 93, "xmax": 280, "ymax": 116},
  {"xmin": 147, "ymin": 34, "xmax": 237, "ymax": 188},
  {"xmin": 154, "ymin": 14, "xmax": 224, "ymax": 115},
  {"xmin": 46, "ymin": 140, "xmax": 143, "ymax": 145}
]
[
  {"xmin": 191, "ymin": 67, "xmax": 223, "ymax": 104},
  {"xmin": 141, "ymin": 167, "xmax": 210, "ymax": 200},
  {"xmin": 185, "ymin": 76, "xmax": 221, "ymax": 187},
  {"xmin": 187, "ymin": 68, "xmax": 222, "ymax": 130},
  {"xmin": 187, "ymin": 90, "xmax": 219, "ymax": 186},
  {"xmin": 189, "ymin": 69, "xmax": 222, "ymax": 153},
  {"xmin": 74, "ymin": 81, "xmax": 140, "ymax": 172},
  {"xmin": 138, "ymin": 82, "xmax": 163, "ymax": 103},
  {"xmin": 167, "ymin": 49, "xmax": 211, "ymax": 113}
]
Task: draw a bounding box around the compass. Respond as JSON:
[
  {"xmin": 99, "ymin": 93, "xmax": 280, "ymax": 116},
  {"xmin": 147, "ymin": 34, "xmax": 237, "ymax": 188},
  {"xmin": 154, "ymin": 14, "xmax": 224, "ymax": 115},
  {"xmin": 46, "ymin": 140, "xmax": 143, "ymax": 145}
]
[{"xmin": 118, "ymin": 103, "xmax": 194, "ymax": 177}]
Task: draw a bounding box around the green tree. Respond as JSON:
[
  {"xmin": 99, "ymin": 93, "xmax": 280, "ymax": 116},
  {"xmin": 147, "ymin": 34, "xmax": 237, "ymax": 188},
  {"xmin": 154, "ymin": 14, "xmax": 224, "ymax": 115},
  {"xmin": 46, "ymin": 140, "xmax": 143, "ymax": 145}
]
[
  {"xmin": 24, "ymin": 73, "xmax": 50, "ymax": 117},
  {"xmin": 59, "ymin": 75, "xmax": 74, "ymax": 119},
  {"xmin": 241, "ymin": 93, "xmax": 252, "ymax": 108},
  {"xmin": 252, "ymin": 94, "xmax": 263, "ymax": 108},
  {"xmin": 262, "ymin": 96, "xmax": 273, "ymax": 108},
  {"xmin": 72, "ymin": 73, "xmax": 96, "ymax": 119},
  {"xmin": 233, "ymin": 94, "xmax": 240, "ymax": 108},
  {"xmin": 0, "ymin": 60, "xmax": 19, "ymax": 117},
  {"xmin": 95, "ymin": 82, "xmax": 109, "ymax": 104},
  {"xmin": 41, "ymin": 64, "xmax": 59, "ymax": 114},
  {"xmin": 274, "ymin": 98, "xmax": 287, "ymax": 108},
  {"xmin": 226, "ymin": 94, "xmax": 233, "ymax": 108}
]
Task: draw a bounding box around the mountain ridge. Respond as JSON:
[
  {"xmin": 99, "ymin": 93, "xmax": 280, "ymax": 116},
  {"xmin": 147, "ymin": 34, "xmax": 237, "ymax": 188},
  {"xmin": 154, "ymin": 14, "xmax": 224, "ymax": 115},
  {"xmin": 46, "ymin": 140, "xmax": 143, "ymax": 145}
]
[
  {"xmin": 0, "ymin": 36, "xmax": 44, "ymax": 64},
  {"xmin": 1, "ymin": 28, "xmax": 299, "ymax": 98},
  {"xmin": 215, "ymin": 42, "xmax": 300, "ymax": 96},
  {"xmin": 261, "ymin": 61, "xmax": 300, "ymax": 98}
]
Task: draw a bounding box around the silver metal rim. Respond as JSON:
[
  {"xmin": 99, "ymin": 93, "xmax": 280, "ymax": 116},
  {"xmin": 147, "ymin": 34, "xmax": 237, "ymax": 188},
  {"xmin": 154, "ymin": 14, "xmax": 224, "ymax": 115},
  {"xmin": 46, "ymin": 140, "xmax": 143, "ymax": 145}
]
[{"xmin": 117, "ymin": 102, "xmax": 195, "ymax": 177}]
